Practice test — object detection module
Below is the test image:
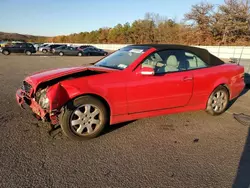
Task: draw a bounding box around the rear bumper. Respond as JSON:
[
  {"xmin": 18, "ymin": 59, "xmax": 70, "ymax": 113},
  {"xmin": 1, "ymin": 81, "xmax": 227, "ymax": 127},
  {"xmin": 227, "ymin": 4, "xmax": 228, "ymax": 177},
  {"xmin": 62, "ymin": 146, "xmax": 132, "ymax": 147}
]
[{"xmin": 16, "ymin": 89, "xmax": 59, "ymax": 124}]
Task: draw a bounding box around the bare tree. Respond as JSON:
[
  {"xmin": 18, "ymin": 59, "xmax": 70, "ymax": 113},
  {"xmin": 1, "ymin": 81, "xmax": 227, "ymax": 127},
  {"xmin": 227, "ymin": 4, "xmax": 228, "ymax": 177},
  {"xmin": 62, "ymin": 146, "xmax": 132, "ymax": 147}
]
[
  {"xmin": 184, "ymin": 2, "xmax": 215, "ymax": 44},
  {"xmin": 213, "ymin": 0, "xmax": 250, "ymax": 44}
]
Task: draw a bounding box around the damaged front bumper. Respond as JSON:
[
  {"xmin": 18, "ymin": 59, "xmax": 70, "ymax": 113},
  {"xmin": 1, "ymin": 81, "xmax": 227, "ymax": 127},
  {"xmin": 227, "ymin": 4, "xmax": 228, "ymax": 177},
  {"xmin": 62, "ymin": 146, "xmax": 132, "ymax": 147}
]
[{"xmin": 16, "ymin": 89, "xmax": 59, "ymax": 125}]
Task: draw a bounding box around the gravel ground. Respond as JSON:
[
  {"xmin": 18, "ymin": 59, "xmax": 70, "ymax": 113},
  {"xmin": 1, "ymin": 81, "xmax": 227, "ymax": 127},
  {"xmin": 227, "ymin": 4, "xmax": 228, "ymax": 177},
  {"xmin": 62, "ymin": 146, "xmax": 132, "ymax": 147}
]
[{"xmin": 0, "ymin": 54, "xmax": 250, "ymax": 188}]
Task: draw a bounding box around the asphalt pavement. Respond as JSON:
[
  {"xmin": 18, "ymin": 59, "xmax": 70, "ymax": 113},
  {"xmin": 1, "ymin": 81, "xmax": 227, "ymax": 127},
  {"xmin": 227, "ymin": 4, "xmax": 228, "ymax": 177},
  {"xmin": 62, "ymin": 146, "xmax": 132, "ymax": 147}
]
[{"xmin": 0, "ymin": 54, "xmax": 250, "ymax": 188}]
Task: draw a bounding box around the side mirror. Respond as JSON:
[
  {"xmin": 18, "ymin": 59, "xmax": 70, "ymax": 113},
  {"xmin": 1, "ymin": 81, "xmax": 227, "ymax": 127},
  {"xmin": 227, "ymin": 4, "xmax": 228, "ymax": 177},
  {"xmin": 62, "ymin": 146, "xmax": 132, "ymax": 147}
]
[{"xmin": 140, "ymin": 66, "xmax": 155, "ymax": 75}]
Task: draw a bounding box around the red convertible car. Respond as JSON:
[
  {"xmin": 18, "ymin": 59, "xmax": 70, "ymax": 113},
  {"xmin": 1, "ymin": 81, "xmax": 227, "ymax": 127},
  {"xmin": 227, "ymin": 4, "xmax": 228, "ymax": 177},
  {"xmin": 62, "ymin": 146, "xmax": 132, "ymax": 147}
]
[{"xmin": 16, "ymin": 44, "xmax": 245, "ymax": 140}]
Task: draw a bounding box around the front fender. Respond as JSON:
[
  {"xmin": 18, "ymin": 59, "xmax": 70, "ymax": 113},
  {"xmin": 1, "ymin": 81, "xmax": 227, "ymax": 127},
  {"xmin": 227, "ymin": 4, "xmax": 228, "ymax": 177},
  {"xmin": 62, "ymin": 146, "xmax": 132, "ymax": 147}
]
[
  {"xmin": 47, "ymin": 83, "xmax": 71, "ymax": 112},
  {"xmin": 46, "ymin": 82, "xmax": 112, "ymax": 114}
]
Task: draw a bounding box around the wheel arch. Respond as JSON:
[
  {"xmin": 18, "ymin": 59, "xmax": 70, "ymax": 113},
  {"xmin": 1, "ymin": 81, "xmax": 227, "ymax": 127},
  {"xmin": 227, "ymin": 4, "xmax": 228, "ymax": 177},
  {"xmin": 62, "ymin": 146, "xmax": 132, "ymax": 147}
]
[
  {"xmin": 212, "ymin": 83, "xmax": 230, "ymax": 99},
  {"xmin": 66, "ymin": 93, "xmax": 111, "ymax": 120},
  {"xmin": 24, "ymin": 49, "xmax": 31, "ymax": 54},
  {"xmin": 47, "ymin": 83, "xmax": 112, "ymax": 123},
  {"xmin": 2, "ymin": 49, "xmax": 10, "ymax": 54},
  {"xmin": 206, "ymin": 83, "xmax": 230, "ymax": 115},
  {"xmin": 206, "ymin": 83, "xmax": 230, "ymax": 109}
]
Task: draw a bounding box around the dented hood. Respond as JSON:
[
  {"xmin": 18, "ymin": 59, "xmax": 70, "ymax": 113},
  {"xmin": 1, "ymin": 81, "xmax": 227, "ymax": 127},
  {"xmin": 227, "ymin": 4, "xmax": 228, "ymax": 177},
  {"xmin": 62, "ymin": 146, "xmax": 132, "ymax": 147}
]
[{"xmin": 25, "ymin": 65, "xmax": 118, "ymax": 88}]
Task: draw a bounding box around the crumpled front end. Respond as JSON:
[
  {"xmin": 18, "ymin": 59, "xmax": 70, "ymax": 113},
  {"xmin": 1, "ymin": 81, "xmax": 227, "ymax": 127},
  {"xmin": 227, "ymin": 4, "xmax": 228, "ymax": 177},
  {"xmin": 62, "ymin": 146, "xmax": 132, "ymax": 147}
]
[{"xmin": 16, "ymin": 81, "xmax": 60, "ymax": 125}]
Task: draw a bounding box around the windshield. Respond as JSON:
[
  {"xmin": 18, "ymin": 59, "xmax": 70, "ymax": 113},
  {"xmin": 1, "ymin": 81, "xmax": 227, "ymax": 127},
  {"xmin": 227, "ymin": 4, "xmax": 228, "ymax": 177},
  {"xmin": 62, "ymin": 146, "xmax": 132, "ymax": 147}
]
[{"xmin": 95, "ymin": 46, "xmax": 150, "ymax": 70}]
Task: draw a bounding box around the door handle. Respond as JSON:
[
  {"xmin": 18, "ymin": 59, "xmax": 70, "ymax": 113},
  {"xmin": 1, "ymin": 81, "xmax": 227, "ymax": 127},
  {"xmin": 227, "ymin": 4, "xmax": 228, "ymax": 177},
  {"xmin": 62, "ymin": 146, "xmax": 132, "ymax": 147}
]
[{"xmin": 183, "ymin": 76, "xmax": 193, "ymax": 81}]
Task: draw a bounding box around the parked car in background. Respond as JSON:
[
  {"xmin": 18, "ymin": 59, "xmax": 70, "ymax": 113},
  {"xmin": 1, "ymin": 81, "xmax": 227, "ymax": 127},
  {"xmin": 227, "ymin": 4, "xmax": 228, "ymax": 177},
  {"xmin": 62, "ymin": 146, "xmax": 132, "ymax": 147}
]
[
  {"xmin": 38, "ymin": 44, "xmax": 49, "ymax": 52},
  {"xmin": 52, "ymin": 46, "xmax": 84, "ymax": 56},
  {"xmin": 40, "ymin": 44, "xmax": 65, "ymax": 53},
  {"xmin": 81, "ymin": 47, "xmax": 108, "ymax": 56},
  {"xmin": 0, "ymin": 41, "xmax": 13, "ymax": 48},
  {"xmin": 77, "ymin": 45, "xmax": 94, "ymax": 51},
  {"xmin": 33, "ymin": 43, "xmax": 44, "ymax": 51},
  {"xmin": 1, "ymin": 42, "xmax": 36, "ymax": 55},
  {"xmin": 15, "ymin": 44, "xmax": 245, "ymax": 140}
]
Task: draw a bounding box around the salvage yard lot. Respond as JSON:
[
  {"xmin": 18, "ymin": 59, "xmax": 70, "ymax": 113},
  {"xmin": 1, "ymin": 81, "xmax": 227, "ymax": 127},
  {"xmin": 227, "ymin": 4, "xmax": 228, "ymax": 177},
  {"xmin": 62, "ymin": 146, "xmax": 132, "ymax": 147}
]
[{"xmin": 0, "ymin": 54, "xmax": 250, "ymax": 188}]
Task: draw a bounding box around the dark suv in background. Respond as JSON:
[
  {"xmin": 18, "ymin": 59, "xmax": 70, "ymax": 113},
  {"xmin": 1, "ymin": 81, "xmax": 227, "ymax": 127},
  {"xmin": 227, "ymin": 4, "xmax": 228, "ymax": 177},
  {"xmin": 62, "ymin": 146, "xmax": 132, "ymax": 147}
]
[{"xmin": 1, "ymin": 43, "xmax": 36, "ymax": 55}]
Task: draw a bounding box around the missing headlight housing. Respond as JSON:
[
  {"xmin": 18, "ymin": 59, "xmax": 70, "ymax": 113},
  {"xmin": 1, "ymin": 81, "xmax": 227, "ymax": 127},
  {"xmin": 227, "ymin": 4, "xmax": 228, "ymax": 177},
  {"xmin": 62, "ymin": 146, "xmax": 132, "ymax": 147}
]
[{"xmin": 36, "ymin": 88, "xmax": 50, "ymax": 110}]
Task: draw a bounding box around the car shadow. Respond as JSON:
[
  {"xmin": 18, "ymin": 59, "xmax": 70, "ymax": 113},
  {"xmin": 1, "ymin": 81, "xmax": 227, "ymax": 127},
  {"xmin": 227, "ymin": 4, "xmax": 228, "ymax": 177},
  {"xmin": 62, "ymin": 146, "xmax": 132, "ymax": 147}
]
[
  {"xmin": 101, "ymin": 120, "xmax": 136, "ymax": 136},
  {"xmin": 232, "ymin": 127, "xmax": 250, "ymax": 188},
  {"xmin": 48, "ymin": 120, "xmax": 136, "ymax": 139},
  {"xmin": 227, "ymin": 85, "xmax": 250, "ymax": 110},
  {"xmin": 32, "ymin": 53, "xmax": 54, "ymax": 56}
]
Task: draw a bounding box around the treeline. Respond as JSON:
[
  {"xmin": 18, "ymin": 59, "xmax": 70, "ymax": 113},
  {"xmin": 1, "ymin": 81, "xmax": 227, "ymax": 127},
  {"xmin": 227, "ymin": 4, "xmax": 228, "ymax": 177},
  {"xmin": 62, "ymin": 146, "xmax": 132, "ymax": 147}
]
[{"xmin": 38, "ymin": 0, "xmax": 250, "ymax": 45}]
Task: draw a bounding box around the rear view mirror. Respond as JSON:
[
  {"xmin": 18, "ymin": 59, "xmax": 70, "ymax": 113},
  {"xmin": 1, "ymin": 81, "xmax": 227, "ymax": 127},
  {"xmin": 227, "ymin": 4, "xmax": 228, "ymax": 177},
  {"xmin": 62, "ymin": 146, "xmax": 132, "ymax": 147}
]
[{"xmin": 140, "ymin": 66, "xmax": 155, "ymax": 75}]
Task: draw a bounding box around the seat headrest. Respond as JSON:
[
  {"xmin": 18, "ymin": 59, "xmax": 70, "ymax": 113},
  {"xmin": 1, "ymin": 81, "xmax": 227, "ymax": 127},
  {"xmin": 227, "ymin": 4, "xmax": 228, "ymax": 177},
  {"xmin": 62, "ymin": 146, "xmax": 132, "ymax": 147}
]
[{"xmin": 167, "ymin": 55, "xmax": 179, "ymax": 67}]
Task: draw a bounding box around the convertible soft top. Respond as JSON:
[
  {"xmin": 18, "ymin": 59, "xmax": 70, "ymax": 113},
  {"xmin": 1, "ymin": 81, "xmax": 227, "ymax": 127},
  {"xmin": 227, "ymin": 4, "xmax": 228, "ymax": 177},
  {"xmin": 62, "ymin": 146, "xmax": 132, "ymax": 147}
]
[{"xmin": 125, "ymin": 44, "xmax": 225, "ymax": 66}]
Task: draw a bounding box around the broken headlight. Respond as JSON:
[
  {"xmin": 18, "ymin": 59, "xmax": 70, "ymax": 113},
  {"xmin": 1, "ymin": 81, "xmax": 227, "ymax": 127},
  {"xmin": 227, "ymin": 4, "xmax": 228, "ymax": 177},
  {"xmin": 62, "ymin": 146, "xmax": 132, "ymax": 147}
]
[{"xmin": 36, "ymin": 88, "xmax": 50, "ymax": 110}]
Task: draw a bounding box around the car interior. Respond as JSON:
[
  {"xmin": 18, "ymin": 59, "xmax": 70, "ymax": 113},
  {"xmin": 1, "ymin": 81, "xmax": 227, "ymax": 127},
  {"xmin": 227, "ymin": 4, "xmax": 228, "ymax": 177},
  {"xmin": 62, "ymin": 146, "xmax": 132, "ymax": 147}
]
[{"xmin": 141, "ymin": 50, "xmax": 207, "ymax": 74}]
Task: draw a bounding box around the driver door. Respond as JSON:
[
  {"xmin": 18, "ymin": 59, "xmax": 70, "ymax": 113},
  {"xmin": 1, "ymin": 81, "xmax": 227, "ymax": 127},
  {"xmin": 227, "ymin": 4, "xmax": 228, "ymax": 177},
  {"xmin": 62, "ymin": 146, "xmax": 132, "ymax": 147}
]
[
  {"xmin": 68, "ymin": 47, "xmax": 76, "ymax": 55},
  {"xmin": 11, "ymin": 43, "xmax": 22, "ymax": 53},
  {"xmin": 126, "ymin": 49, "xmax": 194, "ymax": 114}
]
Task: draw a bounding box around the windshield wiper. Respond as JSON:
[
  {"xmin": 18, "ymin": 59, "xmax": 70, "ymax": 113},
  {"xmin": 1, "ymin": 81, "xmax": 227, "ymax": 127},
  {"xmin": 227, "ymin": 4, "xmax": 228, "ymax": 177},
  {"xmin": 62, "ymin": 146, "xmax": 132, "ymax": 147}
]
[{"xmin": 95, "ymin": 64, "xmax": 122, "ymax": 70}]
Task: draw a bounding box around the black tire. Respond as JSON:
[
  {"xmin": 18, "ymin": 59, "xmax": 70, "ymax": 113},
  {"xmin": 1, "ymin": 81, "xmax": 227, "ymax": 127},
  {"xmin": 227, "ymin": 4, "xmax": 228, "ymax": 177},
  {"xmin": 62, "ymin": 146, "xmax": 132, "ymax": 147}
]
[
  {"xmin": 25, "ymin": 50, "xmax": 32, "ymax": 56},
  {"xmin": 77, "ymin": 52, "xmax": 83, "ymax": 56},
  {"xmin": 206, "ymin": 85, "xmax": 229, "ymax": 116},
  {"xmin": 60, "ymin": 96, "xmax": 108, "ymax": 141},
  {"xmin": 42, "ymin": 49, "xmax": 47, "ymax": 53},
  {"xmin": 59, "ymin": 52, "xmax": 64, "ymax": 56},
  {"xmin": 104, "ymin": 52, "xmax": 108, "ymax": 56},
  {"xmin": 87, "ymin": 52, "xmax": 91, "ymax": 56},
  {"xmin": 2, "ymin": 50, "xmax": 10, "ymax": 55}
]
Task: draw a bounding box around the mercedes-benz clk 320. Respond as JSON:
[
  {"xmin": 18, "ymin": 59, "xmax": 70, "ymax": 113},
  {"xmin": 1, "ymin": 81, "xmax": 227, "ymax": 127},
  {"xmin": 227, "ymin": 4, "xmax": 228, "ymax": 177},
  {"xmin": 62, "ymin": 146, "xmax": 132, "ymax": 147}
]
[{"xmin": 16, "ymin": 44, "xmax": 245, "ymax": 141}]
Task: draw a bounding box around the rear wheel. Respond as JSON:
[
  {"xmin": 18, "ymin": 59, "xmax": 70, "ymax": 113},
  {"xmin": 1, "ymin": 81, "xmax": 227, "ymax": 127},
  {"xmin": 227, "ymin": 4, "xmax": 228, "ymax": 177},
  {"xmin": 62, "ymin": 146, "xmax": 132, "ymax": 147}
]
[
  {"xmin": 87, "ymin": 52, "xmax": 91, "ymax": 56},
  {"xmin": 206, "ymin": 86, "xmax": 229, "ymax": 115},
  {"xmin": 2, "ymin": 50, "xmax": 10, "ymax": 55},
  {"xmin": 59, "ymin": 52, "xmax": 64, "ymax": 56},
  {"xmin": 60, "ymin": 96, "xmax": 108, "ymax": 141},
  {"xmin": 25, "ymin": 50, "xmax": 32, "ymax": 56}
]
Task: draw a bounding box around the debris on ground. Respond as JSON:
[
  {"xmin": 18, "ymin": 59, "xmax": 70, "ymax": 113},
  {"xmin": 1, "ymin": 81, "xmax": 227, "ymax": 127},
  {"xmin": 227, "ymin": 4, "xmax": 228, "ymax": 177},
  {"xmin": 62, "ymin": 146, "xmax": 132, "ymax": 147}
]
[
  {"xmin": 48, "ymin": 124, "xmax": 63, "ymax": 139},
  {"xmin": 233, "ymin": 113, "xmax": 250, "ymax": 126},
  {"xmin": 193, "ymin": 138, "xmax": 199, "ymax": 143}
]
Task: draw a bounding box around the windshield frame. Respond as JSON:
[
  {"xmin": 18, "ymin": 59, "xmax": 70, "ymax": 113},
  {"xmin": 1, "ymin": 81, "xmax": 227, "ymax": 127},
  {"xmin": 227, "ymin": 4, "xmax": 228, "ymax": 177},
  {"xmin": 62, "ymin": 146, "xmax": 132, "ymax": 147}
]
[{"xmin": 93, "ymin": 46, "xmax": 152, "ymax": 70}]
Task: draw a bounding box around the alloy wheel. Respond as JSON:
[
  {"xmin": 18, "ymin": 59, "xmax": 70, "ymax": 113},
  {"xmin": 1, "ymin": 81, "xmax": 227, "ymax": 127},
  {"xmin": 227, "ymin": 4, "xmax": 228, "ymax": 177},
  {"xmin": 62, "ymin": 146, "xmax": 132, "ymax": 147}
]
[
  {"xmin": 211, "ymin": 90, "xmax": 228, "ymax": 113},
  {"xmin": 70, "ymin": 104, "xmax": 101, "ymax": 136}
]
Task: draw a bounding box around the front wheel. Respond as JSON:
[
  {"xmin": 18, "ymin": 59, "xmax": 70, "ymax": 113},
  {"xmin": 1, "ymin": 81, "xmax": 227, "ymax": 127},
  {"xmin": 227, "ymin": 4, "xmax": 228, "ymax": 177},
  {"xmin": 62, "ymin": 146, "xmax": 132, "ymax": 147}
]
[
  {"xmin": 59, "ymin": 52, "xmax": 64, "ymax": 56},
  {"xmin": 2, "ymin": 50, "xmax": 10, "ymax": 55},
  {"xmin": 60, "ymin": 96, "xmax": 108, "ymax": 141},
  {"xmin": 42, "ymin": 49, "xmax": 47, "ymax": 53},
  {"xmin": 77, "ymin": 52, "xmax": 83, "ymax": 56},
  {"xmin": 206, "ymin": 86, "xmax": 229, "ymax": 115}
]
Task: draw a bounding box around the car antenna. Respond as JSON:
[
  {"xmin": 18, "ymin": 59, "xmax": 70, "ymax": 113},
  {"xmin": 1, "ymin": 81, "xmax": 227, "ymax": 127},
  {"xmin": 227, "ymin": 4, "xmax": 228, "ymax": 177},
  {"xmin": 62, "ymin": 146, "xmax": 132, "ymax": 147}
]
[{"xmin": 238, "ymin": 46, "xmax": 244, "ymax": 65}]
